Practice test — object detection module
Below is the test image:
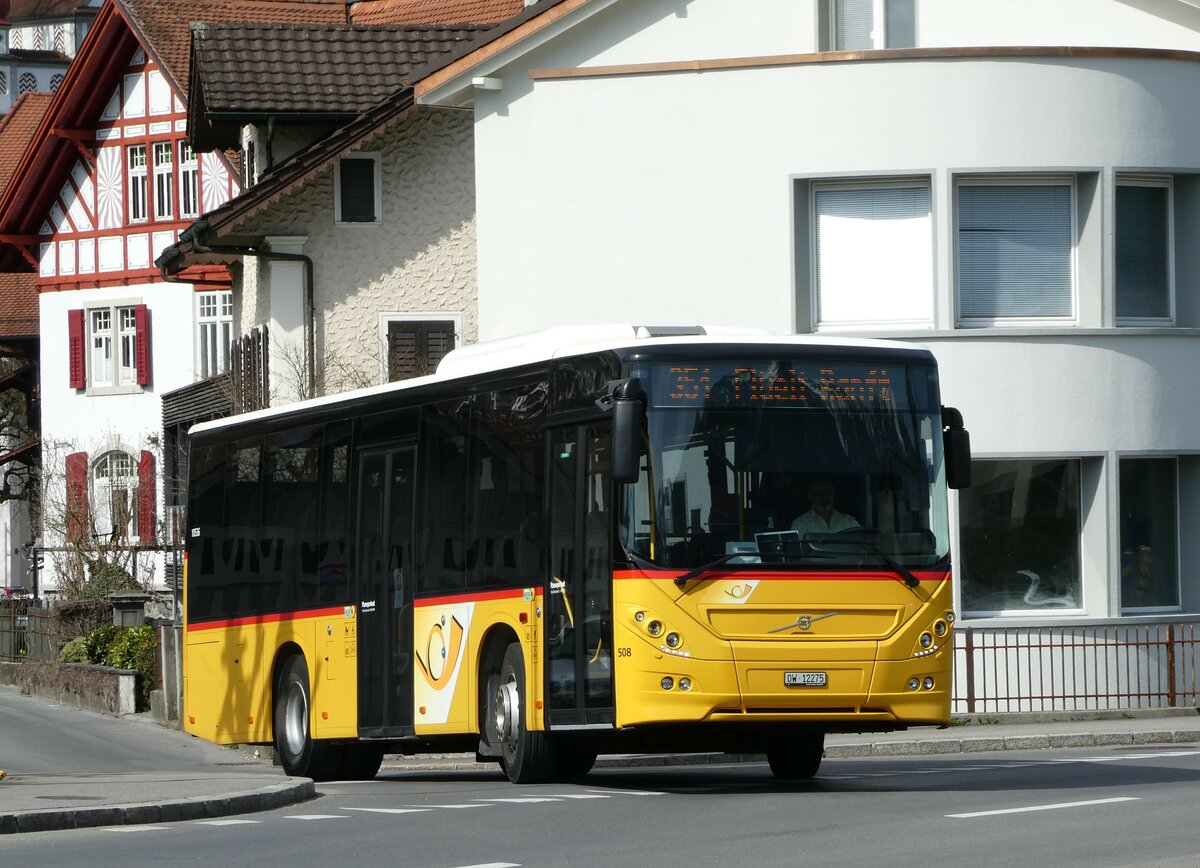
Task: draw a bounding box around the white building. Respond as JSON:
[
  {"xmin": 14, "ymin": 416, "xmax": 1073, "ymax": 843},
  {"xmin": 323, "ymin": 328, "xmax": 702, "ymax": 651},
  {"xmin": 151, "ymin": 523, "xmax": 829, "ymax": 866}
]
[{"xmin": 411, "ymin": 0, "xmax": 1200, "ymax": 707}]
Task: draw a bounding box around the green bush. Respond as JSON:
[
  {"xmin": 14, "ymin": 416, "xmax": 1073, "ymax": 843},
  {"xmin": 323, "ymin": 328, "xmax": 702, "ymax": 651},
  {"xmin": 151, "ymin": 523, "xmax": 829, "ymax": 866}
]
[
  {"xmin": 105, "ymin": 625, "xmax": 157, "ymax": 710},
  {"xmin": 81, "ymin": 562, "xmax": 134, "ymax": 600},
  {"xmin": 59, "ymin": 636, "xmax": 89, "ymax": 664},
  {"xmin": 84, "ymin": 624, "xmax": 122, "ymax": 665}
]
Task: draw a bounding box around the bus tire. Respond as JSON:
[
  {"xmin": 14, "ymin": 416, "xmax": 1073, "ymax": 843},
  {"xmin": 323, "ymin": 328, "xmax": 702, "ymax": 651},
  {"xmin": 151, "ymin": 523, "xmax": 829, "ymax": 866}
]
[
  {"xmin": 273, "ymin": 655, "xmax": 338, "ymax": 781},
  {"xmin": 553, "ymin": 742, "xmax": 598, "ymax": 780},
  {"xmin": 495, "ymin": 642, "xmax": 555, "ymax": 784},
  {"xmin": 341, "ymin": 744, "xmax": 385, "ymax": 780},
  {"xmin": 766, "ymin": 732, "xmax": 824, "ymax": 780}
]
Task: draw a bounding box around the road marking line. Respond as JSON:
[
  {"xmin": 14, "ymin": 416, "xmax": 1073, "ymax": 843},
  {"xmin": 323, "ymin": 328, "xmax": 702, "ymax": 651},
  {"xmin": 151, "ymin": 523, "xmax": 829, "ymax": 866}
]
[
  {"xmin": 947, "ymin": 796, "xmax": 1140, "ymax": 819},
  {"xmin": 418, "ymin": 804, "xmax": 491, "ymax": 809},
  {"xmin": 283, "ymin": 814, "xmax": 351, "ymax": 820},
  {"xmin": 341, "ymin": 807, "xmax": 431, "ymax": 814},
  {"xmin": 103, "ymin": 826, "xmax": 172, "ymax": 832},
  {"xmin": 526, "ymin": 793, "xmax": 610, "ymax": 799},
  {"xmin": 474, "ymin": 797, "xmax": 563, "ymax": 804},
  {"xmin": 585, "ymin": 789, "xmax": 664, "ymax": 796},
  {"xmin": 450, "ymin": 863, "xmax": 521, "ymax": 868},
  {"xmin": 194, "ymin": 819, "xmax": 261, "ymax": 826}
]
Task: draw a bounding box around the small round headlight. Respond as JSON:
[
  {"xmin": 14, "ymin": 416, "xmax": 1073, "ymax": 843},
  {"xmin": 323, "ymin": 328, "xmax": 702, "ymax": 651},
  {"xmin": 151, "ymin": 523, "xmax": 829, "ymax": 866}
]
[
  {"xmin": 647, "ymin": 620, "xmax": 663, "ymax": 637},
  {"xmin": 908, "ymin": 677, "xmax": 920, "ymax": 691},
  {"xmin": 678, "ymin": 677, "xmax": 692, "ymax": 691},
  {"xmin": 635, "ymin": 611, "xmax": 645, "ymax": 622},
  {"xmin": 661, "ymin": 676, "xmax": 674, "ymax": 690},
  {"xmin": 923, "ymin": 677, "xmax": 935, "ymax": 690},
  {"xmin": 934, "ymin": 620, "xmax": 948, "ymax": 637},
  {"xmin": 919, "ymin": 632, "xmax": 933, "ymax": 649},
  {"xmin": 946, "ymin": 612, "xmax": 956, "ymax": 623},
  {"xmin": 665, "ymin": 632, "xmax": 682, "ymax": 649}
]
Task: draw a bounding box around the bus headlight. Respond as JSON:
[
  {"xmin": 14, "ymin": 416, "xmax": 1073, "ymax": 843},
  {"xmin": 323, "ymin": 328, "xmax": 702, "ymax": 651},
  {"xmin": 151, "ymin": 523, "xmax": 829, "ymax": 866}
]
[
  {"xmin": 908, "ymin": 677, "xmax": 920, "ymax": 691},
  {"xmin": 934, "ymin": 620, "xmax": 948, "ymax": 638},
  {"xmin": 661, "ymin": 676, "xmax": 674, "ymax": 690},
  {"xmin": 919, "ymin": 632, "xmax": 933, "ymax": 649},
  {"xmin": 678, "ymin": 677, "xmax": 692, "ymax": 691},
  {"xmin": 923, "ymin": 677, "xmax": 935, "ymax": 690},
  {"xmin": 665, "ymin": 632, "xmax": 682, "ymax": 649},
  {"xmin": 647, "ymin": 620, "xmax": 664, "ymax": 637}
]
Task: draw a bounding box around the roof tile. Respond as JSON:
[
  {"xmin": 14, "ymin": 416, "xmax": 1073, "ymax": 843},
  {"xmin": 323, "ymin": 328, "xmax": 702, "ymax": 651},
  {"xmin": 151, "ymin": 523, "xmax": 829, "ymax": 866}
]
[
  {"xmin": 0, "ymin": 92, "xmax": 52, "ymax": 201},
  {"xmin": 0, "ymin": 272, "xmax": 38, "ymax": 338},
  {"xmin": 351, "ymin": 0, "xmax": 525, "ymax": 26},
  {"xmin": 193, "ymin": 23, "xmax": 484, "ymax": 114}
]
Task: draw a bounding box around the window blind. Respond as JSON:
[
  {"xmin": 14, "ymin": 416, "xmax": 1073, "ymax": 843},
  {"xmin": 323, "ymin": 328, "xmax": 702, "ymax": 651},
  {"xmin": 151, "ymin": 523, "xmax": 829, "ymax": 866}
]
[
  {"xmin": 814, "ymin": 184, "xmax": 933, "ymax": 326},
  {"xmin": 957, "ymin": 184, "xmax": 1072, "ymax": 319}
]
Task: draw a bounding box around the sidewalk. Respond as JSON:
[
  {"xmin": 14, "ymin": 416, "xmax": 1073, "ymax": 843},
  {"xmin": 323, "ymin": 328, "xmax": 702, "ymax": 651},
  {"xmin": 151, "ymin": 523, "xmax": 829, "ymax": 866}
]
[{"xmin": 4, "ymin": 708, "xmax": 1198, "ymax": 834}]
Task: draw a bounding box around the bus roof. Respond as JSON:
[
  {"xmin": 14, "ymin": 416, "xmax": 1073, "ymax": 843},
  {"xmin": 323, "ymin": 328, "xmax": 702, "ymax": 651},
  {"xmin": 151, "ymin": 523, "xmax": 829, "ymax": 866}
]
[{"xmin": 188, "ymin": 324, "xmax": 932, "ymax": 437}]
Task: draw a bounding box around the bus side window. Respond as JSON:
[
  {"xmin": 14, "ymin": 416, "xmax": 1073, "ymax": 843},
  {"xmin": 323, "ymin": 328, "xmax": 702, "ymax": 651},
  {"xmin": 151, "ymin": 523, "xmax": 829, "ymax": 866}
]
[
  {"xmin": 417, "ymin": 402, "xmax": 468, "ymax": 595},
  {"xmin": 186, "ymin": 442, "xmax": 227, "ymax": 622},
  {"xmin": 318, "ymin": 423, "xmax": 352, "ymax": 604}
]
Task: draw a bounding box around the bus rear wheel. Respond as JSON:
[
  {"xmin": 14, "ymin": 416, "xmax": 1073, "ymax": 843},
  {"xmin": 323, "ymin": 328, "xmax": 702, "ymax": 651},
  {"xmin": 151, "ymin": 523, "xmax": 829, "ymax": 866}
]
[
  {"xmin": 766, "ymin": 732, "xmax": 825, "ymax": 780},
  {"xmin": 273, "ymin": 655, "xmax": 339, "ymax": 781},
  {"xmin": 495, "ymin": 642, "xmax": 555, "ymax": 784}
]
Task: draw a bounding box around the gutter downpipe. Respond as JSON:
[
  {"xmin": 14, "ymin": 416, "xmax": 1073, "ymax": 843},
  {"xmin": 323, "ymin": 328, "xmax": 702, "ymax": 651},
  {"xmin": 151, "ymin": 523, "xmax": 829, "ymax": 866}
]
[{"xmin": 159, "ymin": 233, "xmax": 316, "ymax": 400}]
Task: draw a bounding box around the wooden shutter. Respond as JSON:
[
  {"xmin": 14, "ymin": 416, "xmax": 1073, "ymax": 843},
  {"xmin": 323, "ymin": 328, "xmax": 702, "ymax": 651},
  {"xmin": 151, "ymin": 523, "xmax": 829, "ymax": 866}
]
[
  {"xmin": 387, "ymin": 320, "xmax": 455, "ymax": 382},
  {"xmin": 138, "ymin": 450, "xmax": 156, "ymax": 542},
  {"xmin": 68, "ymin": 309, "xmax": 85, "ymax": 389},
  {"xmin": 134, "ymin": 304, "xmax": 152, "ymax": 386},
  {"xmin": 65, "ymin": 451, "xmax": 89, "ymax": 541}
]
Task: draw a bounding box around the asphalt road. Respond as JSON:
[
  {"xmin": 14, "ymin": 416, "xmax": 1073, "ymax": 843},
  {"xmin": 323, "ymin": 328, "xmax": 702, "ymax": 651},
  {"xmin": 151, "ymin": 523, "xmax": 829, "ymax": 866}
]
[{"xmin": 7, "ymin": 746, "xmax": 1200, "ymax": 867}]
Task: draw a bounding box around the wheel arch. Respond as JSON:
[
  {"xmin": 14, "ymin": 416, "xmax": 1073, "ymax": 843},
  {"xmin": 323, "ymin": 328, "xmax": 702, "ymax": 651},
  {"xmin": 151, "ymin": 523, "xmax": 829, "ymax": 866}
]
[
  {"xmin": 476, "ymin": 623, "xmax": 520, "ymax": 749},
  {"xmin": 269, "ymin": 641, "xmax": 306, "ymax": 739}
]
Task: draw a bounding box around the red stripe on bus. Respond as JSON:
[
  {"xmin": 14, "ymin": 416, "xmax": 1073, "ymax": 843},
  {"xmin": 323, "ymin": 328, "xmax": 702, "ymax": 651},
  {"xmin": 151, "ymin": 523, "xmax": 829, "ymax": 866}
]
[
  {"xmin": 415, "ymin": 587, "xmax": 542, "ymax": 608},
  {"xmin": 612, "ymin": 569, "xmax": 949, "ymax": 582},
  {"xmin": 187, "ymin": 605, "xmax": 347, "ymax": 633}
]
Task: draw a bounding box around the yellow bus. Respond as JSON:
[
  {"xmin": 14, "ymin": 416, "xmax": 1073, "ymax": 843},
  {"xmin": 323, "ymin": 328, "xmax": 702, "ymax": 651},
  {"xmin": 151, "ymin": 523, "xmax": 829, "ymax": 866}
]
[{"xmin": 183, "ymin": 326, "xmax": 970, "ymax": 783}]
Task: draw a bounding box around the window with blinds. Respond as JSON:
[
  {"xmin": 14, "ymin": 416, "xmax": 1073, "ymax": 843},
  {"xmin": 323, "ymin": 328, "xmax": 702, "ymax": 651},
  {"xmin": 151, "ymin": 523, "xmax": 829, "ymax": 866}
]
[
  {"xmin": 830, "ymin": 0, "xmax": 915, "ymax": 50},
  {"xmin": 813, "ymin": 181, "xmax": 933, "ymax": 328},
  {"xmin": 387, "ymin": 320, "xmax": 456, "ymax": 381},
  {"xmin": 1116, "ymin": 178, "xmax": 1172, "ymax": 322},
  {"xmin": 956, "ymin": 180, "xmax": 1074, "ymax": 321}
]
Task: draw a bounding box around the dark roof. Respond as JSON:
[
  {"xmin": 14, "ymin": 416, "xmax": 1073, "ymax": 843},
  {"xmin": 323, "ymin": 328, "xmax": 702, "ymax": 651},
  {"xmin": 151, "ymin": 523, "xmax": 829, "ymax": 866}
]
[
  {"xmin": 191, "ymin": 22, "xmax": 484, "ymax": 115},
  {"xmin": 3, "ymin": 48, "xmax": 74, "ymax": 62},
  {"xmin": 9, "ymin": 0, "xmax": 93, "ymax": 20},
  {"xmin": 118, "ymin": 0, "xmax": 352, "ymax": 94}
]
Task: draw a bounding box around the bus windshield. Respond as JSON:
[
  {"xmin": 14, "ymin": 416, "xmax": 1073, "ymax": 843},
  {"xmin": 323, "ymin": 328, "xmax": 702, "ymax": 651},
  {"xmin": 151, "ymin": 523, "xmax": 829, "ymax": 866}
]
[{"xmin": 619, "ymin": 357, "xmax": 950, "ymax": 572}]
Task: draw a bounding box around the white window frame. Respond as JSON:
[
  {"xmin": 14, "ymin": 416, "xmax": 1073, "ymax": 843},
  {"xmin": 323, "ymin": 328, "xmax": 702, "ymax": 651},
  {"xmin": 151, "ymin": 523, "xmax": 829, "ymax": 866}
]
[
  {"xmin": 954, "ymin": 174, "xmax": 1077, "ymax": 327},
  {"xmin": 153, "ymin": 141, "xmax": 173, "ymax": 220},
  {"xmin": 1115, "ymin": 174, "xmax": 1174, "ymax": 326},
  {"xmin": 196, "ymin": 290, "xmax": 234, "ymax": 380},
  {"xmin": 86, "ymin": 301, "xmax": 143, "ymax": 395},
  {"xmin": 179, "ymin": 141, "xmax": 198, "ymax": 218},
  {"xmin": 128, "ymin": 144, "xmax": 148, "ymax": 223},
  {"xmin": 809, "ymin": 177, "xmax": 934, "ymax": 330},
  {"xmin": 827, "ymin": 0, "xmax": 917, "ymax": 50},
  {"xmin": 92, "ymin": 450, "xmax": 139, "ymax": 542},
  {"xmin": 334, "ymin": 152, "xmax": 382, "ymax": 226}
]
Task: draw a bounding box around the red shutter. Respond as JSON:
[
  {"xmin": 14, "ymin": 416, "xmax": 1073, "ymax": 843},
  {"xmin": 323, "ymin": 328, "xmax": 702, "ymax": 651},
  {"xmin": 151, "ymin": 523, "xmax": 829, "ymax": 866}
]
[
  {"xmin": 65, "ymin": 451, "xmax": 89, "ymax": 541},
  {"xmin": 134, "ymin": 304, "xmax": 151, "ymax": 386},
  {"xmin": 68, "ymin": 309, "xmax": 85, "ymax": 389},
  {"xmin": 138, "ymin": 450, "xmax": 156, "ymax": 542}
]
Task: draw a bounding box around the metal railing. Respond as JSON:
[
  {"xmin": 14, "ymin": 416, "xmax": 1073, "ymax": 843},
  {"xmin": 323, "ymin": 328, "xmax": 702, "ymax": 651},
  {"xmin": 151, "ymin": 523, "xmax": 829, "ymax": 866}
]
[
  {"xmin": 953, "ymin": 620, "xmax": 1200, "ymax": 713},
  {"xmin": 0, "ymin": 602, "xmax": 54, "ymax": 662}
]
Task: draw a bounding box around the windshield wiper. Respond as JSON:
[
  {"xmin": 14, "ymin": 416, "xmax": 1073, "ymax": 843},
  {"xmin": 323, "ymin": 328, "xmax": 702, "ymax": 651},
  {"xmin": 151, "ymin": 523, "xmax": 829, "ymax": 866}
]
[
  {"xmin": 674, "ymin": 553, "xmax": 757, "ymax": 588},
  {"xmin": 805, "ymin": 534, "xmax": 928, "ymax": 598}
]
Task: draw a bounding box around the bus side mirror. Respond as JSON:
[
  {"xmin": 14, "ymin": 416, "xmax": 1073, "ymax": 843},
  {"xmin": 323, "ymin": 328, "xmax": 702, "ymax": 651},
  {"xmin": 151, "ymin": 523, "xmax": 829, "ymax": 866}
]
[
  {"xmin": 612, "ymin": 379, "xmax": 644, "ymax": 484},
  {"xmin": 942, "ymin": 406, "xmax": 971, "ymax": 490}
]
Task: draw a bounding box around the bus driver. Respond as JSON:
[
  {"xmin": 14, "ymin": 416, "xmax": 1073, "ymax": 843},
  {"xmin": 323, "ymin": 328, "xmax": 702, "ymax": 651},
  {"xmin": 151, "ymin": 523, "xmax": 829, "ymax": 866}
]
[{"xmin": 792, "ymin": 477, "xmax": 860, "ymax": 537}]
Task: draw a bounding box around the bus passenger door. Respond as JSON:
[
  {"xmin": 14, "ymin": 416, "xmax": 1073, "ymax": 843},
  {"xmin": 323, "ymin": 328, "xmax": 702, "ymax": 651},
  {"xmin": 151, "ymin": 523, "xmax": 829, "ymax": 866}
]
[
  {"xmin": 357, "ymin": 447, "xmax": 415, "ymax": 735},
  {"xmin": 546, "ymin": 424, "xmax": 615, "ymax": 728}
]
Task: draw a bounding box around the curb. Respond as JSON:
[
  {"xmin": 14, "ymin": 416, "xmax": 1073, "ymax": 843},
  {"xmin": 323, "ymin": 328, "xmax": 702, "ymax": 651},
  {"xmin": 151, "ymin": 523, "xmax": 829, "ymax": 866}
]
[{"xmin": 0, "ymin": 777, "xmax": 316, "ymax": 835}]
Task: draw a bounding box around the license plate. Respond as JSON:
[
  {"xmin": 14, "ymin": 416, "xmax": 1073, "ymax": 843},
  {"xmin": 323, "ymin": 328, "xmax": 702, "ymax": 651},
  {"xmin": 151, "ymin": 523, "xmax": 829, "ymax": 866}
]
[{"xmin": 784, "ymin": 671, "xmax": 827, "ymax": 687}]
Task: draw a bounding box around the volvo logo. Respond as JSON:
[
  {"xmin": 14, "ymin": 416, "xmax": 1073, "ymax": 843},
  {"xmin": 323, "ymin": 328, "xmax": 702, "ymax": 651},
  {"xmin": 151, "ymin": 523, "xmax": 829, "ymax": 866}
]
[{"xmin": 769, "ymin": 612, "xmax": 839, "ymax": 633}]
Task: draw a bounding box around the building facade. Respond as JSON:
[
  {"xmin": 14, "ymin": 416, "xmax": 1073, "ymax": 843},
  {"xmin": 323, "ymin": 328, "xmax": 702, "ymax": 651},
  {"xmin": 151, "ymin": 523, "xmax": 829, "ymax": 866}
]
[{"xmin": 413, "ymin": 0, "xmax": 1200, "ymax": 703}]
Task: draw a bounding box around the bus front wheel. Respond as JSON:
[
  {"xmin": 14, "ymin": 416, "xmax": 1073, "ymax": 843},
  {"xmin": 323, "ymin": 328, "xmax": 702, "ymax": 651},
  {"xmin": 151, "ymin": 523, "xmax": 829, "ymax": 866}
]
[
  {"xmin": 273, "ymin": 655, "xmax": 338, "ymax": 781},
  {"xmin": 495, "ymin": 643, "xmax": 555, "ymax": 784},
  {"xmin": 766, "ymin": 732, "xmax": 825, "ymax": 780}
]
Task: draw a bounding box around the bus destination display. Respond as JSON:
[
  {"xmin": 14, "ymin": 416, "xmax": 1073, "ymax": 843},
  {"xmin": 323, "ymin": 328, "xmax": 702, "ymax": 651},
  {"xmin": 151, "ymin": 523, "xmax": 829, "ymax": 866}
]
[{"xmin": 656, "ymin": 363, "xmax": 895, "ymax": 407}]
